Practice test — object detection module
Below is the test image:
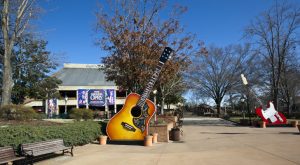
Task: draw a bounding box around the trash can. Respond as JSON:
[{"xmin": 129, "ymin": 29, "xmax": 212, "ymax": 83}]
[{"xmin": 171, "ymin": 128, "xmax": 181, "ymax": 141}]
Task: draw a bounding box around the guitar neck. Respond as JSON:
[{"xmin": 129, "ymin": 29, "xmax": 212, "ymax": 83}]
[
  {"xmin": 246, "ymin": 85, "xmax": 265, "ymax": 108},
  {"xmin": 137, "ymin": 62, "xmax": 164, "ymax": 107}
]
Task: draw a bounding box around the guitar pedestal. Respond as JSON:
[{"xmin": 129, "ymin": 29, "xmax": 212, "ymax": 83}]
[
  {"xmin": 259, "ymin": 121, "xmax": 266, "ymax": 128},
  {"xmin": 152, "ymin": 133, "xmax": 158, "ymax": 143},
  {"xmin": 291, "ymin": 121, "xmax": 298, "ymax": 127},
  {"xmin": 144, "ymin": 135, "xmax": 153, "ymax": 147},
  {"xmin": 99, "ymin": 135, "xmax": 107, "ymax": 145}
]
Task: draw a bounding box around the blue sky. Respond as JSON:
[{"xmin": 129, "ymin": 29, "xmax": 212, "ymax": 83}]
[{"xmin": 37, "ymin": 0, "xmax": 299, "ymax": 67}]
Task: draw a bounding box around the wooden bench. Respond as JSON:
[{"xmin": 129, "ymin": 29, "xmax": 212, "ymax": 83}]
[
  {"xmin": 0, "ymin": 146, "xmax": 25, "ymax": 164},
  {"xmin": 203, "ymin": 112, "xmax": 213, "ymax": 117},
  {"xmin": 21, "ymin": 139, "xmax": 73, "ymax": 163}
]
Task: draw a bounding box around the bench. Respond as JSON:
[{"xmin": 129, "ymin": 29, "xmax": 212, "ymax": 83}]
[
  {"xmin": 203, "ymin": 112, "xmax": 213, "ymax": 117},
  {"xmin": 0, "ymin": 146, "xmax": 25, "ymax": 164},
  {"xmin": 21, "ymin": 139, "xmax": 73, "ymax": 163}
]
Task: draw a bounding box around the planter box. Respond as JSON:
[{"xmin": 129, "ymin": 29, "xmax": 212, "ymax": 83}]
[
  {"xmin": 149, "ymin": 122, "xmax": 173, "ymax": 142},
  {"xmin": 290, "ymin": 120, "xmax": 298, "ymax": 127},
  {"xmin": 156, "ymin": 115, "xmax": 178, "ymax": 127},
  {"xmin": 252, "ymin": 120, "xmax": 259, "ymax": 127},
  {"xmin": 239, "ymin": 119, "xmax": 249, "ymax": 126}
]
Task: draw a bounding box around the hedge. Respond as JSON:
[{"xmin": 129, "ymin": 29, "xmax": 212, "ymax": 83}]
[
  {"xmin": 0, "ymin": 105, "xmax": 37, "ymax": 121},
  {"xmin": 69, "ymin": 108, "xmax": 94, "ymax": 121},
  {"xmin": 0, "ymin": 121, "xmax": 102, "ymax": 147}
]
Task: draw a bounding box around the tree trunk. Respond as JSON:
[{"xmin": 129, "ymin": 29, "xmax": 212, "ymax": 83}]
[
  {"xmin": 246, "ymin": 94, "xmax": 252, "ymax": 125},
  {"xmin": 272, "ymin": 89, "xmax": 278, "ymax": 111},
  {"xmin": 1, "ymin": 0, "xmax": 14, "ymax": 106},
  {"xmin": 1, "ymin": 0, "xmax": 32, "ymax": 106},
  {"xmin": 161, "ymin": 97, "xmax": 165, "ymax": 115},
  {"xmin": 1, "ymin": 51, "xmax": 13, "ymax": 105},
  {"xmin": 216, "ymin": 103, "xmax": 221, "ymax": 117},
  {"xmin": 215, "ymin": 98, "xmax": 221, "ymax": 117},
  {"xmin": 287, "ymin": 98, "xmax": 291, "ymax": 116}
]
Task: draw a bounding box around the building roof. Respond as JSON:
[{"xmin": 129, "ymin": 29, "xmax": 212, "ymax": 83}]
[{"xmin": 54, "ymin": 63, "xmax": 115, "ymax": 86}]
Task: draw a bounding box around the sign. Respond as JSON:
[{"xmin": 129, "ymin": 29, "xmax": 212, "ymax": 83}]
[
  {"xmin": 106, "ymin": 89, "xmax": 115, "ymax": 105},
  {"xmin": 47, "ymin": 98, "xmax": 57, "ymax": 118},
  {"xmin": 78, "ymin": 89, "xmax": 116, "ymax": 107},
  {"xmin": 88, "ymin": 89, "xmax": 106, "ymax": 106},
  {"xmin": 78, "ymin": 89, "xmax": 88, "ymax": 106}
]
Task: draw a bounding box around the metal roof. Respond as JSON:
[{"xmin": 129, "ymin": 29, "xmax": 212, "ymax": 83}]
[{"xmin": 54, "ymin": 64, "xmax": 115, "ymax": 86}]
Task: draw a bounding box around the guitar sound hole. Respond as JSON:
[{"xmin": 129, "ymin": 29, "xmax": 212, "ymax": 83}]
[{"xmin": 131, "ymin": 106, "xmax": 142, "ymax": 117}]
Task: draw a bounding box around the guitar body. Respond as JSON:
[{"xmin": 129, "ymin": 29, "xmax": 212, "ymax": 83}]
[
  {"xmin": 241, "ymin": 74, "xmax": 287, "ymax": 125},
  {"xmin": 255, "ymin": 102, "xmax": 287, "ymax": 124},
  {"xmin": 106, "ymin": 93, "xmax": 156, "ymax": 141}
]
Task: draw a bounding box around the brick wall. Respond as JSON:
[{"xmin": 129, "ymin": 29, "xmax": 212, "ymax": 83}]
[{"xmin": 149, "ymin": 122, "xmax": 173, "ymax": 142}]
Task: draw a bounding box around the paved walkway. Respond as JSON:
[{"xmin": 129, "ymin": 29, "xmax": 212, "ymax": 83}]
[
  {"xmin": 37, "ymin": 117, "xmax": 300, "ymax": 165},
  {"xmin": 183, "ymin": 117, "xmax": 237, "ymax": 126}
]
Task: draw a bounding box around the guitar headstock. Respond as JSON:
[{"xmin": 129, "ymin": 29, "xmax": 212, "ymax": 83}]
[
  {"xmin": 159, "ymin": 47, "xmax": 173, "ymax": 63},
  {"xmin": 241, "ymin": 74, "xmax": 248, "ymax": 85}
]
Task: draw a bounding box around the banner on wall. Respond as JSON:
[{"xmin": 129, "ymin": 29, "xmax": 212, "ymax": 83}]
[
  {"xmin": 88, "ymin": 89, "xmax": 106, "ymax": 106},
  {"xmin": 78, "ymin": 89, "xmax": 88, "ymax": 106},
  {"xmin": 47, "ymin": 98, "xmax": 57, "ymax": 118},
  {"xmin": 78, "ymin": 89, "xmax": 115, "ymax": 107},
  {"xmin": 106, "ymin": 89, "xmax": 115, "ymax": 105}
]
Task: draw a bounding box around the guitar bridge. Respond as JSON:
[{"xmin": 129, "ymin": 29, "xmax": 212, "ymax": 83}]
[{"xmin": 121, "ymin": 122, "xmax": 136, "ymax": 132}]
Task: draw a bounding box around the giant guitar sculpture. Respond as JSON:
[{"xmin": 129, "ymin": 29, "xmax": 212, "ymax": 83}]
[
  {"xmin": 106, "ymin": 47, "xmax": 173, "ymax": 141},
  {"xmin": 241, "ymin": 74, "xmax": 286, "ymax": 124}
]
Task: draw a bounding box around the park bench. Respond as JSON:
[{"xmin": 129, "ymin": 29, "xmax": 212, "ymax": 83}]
[
  {"xmin": 21, "ymin": 139, "xmax": 73, "ymax": 163},
  {"xmin": 0, "ymin": 146, "xmax": 25, "ymax": 164},
  {"xmin": 203, "ymin": 112, "xmax": 213, "ymax": 117}
]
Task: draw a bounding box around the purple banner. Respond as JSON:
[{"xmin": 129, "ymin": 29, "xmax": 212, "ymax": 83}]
[
  {"xmin": 88, "ymin": 89, "xmax": 105, "ymax": 106},
  {"xmin": 78, "ymin": 89, "xmax": 88, "ymax": 106},
  {"xmin": 48, "ymin": 98, "xmax": 57, "ymax": 118},
  {"xmin": 106, "ymin": 89, "xmax": 115, "ymax": 105}
]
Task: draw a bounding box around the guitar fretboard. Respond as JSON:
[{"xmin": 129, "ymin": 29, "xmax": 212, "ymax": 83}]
[
  {"xmin": 137, "ymin": 62, "xmax": 164, "ymax": 107},
  {"xmin": 248, "ymin": 86, "xmax": 265, "ymax": 108}
]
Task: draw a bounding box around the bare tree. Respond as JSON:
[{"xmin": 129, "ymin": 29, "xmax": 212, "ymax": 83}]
[
  {"xmin": 0, "ymin": 0, "xmax": 36, "ymax": 105},
  {"xmin": 245, "ymin": 1, "xmax": 300, "ymax": 110},
  {"xmin": 96, "ymin": 0, "xmax": 196, "ymax": 113},
  {"xmin": 187, "ymin": 44, "xmax": 256, "ymax": 116},
  {"xmin": 158, "ymin": 57, "xmax": 189, "ymax": 114},
  {"xmin": 279, "ymin": 65, "xmax": 300, "ymax": 114}
]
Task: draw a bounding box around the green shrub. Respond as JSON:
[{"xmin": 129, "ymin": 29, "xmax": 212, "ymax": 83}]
[
  {"xmin": 0, "ymin": 121, "xmax": 102, "ymax": 147},
  {"xmin": 82, "ymin": 109, "xmax": 93, "ymax": 120},
  {"xmin": 69, "ymin": 108, "xmax": 93, "ymax": 121},
  {"xmin": 0, "ymin": 105, "xmax": 37, "ymax": 121},
  {"xmin": 35, "ymin": 113, "xmax": 48, "ymax": 120}
]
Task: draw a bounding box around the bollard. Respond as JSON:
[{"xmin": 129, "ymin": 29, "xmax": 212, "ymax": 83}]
[{"xmin": 144, "ymin": 135, "xmax": 153, "ymax": 147}]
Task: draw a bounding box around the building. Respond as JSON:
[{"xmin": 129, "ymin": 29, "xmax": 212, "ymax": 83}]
[{"xmin": 25, "ymin": 63, "xmax": 126, "ymax": 117}]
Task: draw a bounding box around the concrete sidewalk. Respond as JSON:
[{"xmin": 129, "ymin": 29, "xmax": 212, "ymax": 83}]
[{"xmin": 37, "ymin": 118, "xmax": 300, "ymax": 165}]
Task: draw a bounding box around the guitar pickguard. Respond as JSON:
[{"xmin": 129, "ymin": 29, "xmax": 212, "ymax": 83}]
[{"xmin": 133, "ymin": 103, "xmax": 150, "ymax": 132}]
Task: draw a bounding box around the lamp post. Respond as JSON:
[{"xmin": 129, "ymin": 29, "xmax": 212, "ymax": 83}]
[
  {"xmin": 64, "ymin": 95, "xmax": 68, "ymax": 115},
  {"xmin": 241, "ymin": 98, "xmax": 245, "ymax": 119},
  {"xmin": 153, "ymin": 90, "xmax": 157, "ymax": 123}
]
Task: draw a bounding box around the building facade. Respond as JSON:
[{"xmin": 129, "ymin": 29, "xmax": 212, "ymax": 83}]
[{"xmin": 25, "ymin": 63, "xmax": 126, "ymax": 117}]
